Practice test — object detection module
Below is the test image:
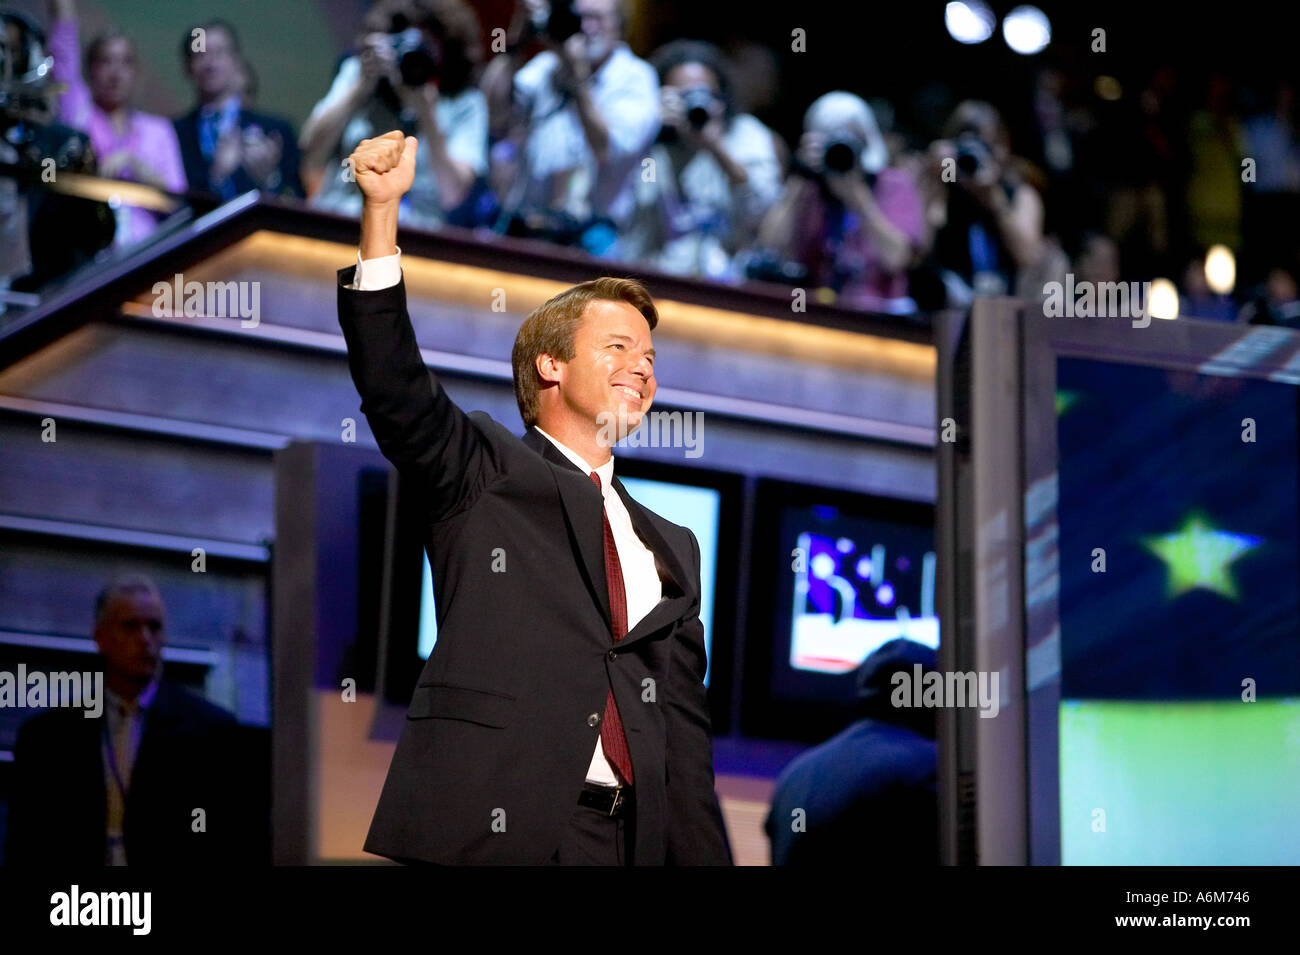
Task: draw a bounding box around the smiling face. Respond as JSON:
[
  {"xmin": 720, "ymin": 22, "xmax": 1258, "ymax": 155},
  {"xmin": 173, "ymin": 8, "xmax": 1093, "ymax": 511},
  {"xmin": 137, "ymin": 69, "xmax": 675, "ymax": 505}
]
[{"xmin": 538, "ymin": 298, "xmax": 657, "ymax": 447}]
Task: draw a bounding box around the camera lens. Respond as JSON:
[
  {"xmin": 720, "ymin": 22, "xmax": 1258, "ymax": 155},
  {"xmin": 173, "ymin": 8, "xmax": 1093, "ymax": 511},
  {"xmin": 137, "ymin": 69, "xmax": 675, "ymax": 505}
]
[
  {"xmin": 954, "ymin": 135, "xmax": 988, "ymax": 177},
  {"xmin": 391, "ymin": 28, "xmax": 439, "ymax": 87},
  {"xmin": 680, "ymin": 88, "xmax": 715, "ymax": 131},
  {"xmin": 399, "ymin": 48, "xmax": 438, "ymax": 86},
  {"xmin": 824, "ymin": 140, "xmax": 857, "ymax": 174}
]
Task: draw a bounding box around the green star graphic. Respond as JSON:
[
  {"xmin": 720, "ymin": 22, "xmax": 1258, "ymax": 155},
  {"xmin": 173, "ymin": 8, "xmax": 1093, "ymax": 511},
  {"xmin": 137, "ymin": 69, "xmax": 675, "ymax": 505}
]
[{"xmin": 1140, "ymin": 513, "xmax": 1261, "ymax": 601}]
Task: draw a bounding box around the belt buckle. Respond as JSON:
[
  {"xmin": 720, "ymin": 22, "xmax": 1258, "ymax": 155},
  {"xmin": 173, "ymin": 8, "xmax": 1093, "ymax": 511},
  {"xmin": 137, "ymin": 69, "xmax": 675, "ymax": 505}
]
[{"xmin": 607, "ymin": 785, "xmax": 625, "ymax": 817}]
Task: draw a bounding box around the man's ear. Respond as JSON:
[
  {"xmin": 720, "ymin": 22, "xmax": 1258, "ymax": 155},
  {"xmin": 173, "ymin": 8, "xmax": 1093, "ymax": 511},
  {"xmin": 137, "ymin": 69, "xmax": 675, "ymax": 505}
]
[{"xmin": 535, "ymin": 351, "xmax": 564, "ymax": 385}]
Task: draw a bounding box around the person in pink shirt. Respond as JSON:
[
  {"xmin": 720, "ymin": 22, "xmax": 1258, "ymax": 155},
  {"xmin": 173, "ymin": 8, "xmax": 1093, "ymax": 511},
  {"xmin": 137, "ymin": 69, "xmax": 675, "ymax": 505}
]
[
  {"xmin": 758, "ymin": 92, "xmax": 924, "ymax": 314},
  {"xmin": 47, "ymin": 0, "xmax": 186, "ymax": 248}
]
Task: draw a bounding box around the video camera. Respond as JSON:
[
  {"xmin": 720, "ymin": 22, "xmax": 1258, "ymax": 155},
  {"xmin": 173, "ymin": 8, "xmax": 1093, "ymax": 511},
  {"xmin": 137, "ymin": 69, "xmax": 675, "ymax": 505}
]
[{"xmin": 0, "ymin": 11, "xmax": 57, "ymax": 122}]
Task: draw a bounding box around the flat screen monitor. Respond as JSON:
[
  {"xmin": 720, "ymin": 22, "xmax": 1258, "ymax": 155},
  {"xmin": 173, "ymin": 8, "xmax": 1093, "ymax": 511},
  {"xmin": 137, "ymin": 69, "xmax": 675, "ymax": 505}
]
[{"xmin": 744, "ymin": 479, "xmax": 936, "ymax": 741}]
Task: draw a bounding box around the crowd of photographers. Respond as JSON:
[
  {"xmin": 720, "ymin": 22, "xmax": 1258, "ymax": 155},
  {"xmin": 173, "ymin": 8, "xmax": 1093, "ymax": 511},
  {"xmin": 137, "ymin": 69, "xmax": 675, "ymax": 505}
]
[{"xmin": 3, "ymin": 0, "xmax": 1300, "ymax": 324}]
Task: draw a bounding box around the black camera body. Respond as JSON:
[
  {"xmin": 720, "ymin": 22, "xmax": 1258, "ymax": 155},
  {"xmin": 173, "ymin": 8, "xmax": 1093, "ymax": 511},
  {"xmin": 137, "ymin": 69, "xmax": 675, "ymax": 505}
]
[
  {"xmin": 681, "ymin": 87, "xmax": 717, "ymax": 130},
  {"xmin": 657, "ymin": 87, "xmax": 719, "ymax": 144},
  {"xmin": 954, "ymin": 133, "xmax": 992, "ymax": 178},
  {"xmin": 823, "ymin": 135, "xmax": 864, "ymax": 174},
  {"xmin": 389, "ymin": 28, "xmax": 440, "ymax": 87},
  {"xmin": 530, "ymin": 1, "xmax": 583, "ymax": 44}
]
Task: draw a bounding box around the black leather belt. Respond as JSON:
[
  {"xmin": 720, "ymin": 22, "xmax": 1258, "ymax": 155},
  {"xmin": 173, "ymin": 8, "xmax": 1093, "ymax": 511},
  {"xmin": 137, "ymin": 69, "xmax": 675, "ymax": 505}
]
[{"xmin": 579, "ymin": 781, "xmax": 633, "ymax": 817}]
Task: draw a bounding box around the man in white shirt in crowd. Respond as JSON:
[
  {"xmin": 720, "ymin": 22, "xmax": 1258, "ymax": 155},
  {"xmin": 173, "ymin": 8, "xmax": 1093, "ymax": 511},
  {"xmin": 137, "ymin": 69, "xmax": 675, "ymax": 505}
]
[{"xmin": 495, "ymin": 0, "xmax": 659, "ymax": 249}]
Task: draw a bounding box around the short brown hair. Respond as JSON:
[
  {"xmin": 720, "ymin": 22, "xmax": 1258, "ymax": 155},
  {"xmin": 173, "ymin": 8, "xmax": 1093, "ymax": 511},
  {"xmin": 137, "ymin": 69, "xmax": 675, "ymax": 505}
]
[
  {"xmin": 94, "ymin": 574, "xmax": 163, "ymax": 628},
  {"xmin": 511, "ymin": 277, "xmax": 658, "ymax": 429}
]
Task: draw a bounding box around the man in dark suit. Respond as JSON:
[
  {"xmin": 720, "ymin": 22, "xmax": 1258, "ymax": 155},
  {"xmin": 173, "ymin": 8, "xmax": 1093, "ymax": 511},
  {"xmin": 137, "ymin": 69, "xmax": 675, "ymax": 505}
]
[
  {"xmin": 338, "ymin": 130, "xmax": 732, "ymax": 865},
  {"xmin": 172, "ymin": 20, "xmax": 303, "ymax": 200},
  {"xmin": 4, "ymin": 575, "xmax": 257, "ymax": 866}
]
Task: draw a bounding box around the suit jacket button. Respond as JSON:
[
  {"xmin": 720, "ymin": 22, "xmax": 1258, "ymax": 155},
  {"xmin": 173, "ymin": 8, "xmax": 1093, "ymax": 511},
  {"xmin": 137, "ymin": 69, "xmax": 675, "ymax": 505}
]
[
  {"xmin": 607, "ymin": 649, "xmax": 617, "ymax": 661},
  {"xmin": 587, "ymin": 713, "xmax": 600, "ymax": 727}
]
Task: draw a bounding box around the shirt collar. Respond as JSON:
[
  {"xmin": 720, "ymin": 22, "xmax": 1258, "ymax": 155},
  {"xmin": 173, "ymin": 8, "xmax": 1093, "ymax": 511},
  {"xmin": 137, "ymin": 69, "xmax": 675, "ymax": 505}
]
[
  {"xmin": 534, "ymin": 426, "xmax": 615, "ymax": 489},
  {"xmin": 105, "ymin": 671, "xmax": 161, "ymax": 715},
  {"xmin": 591, "ymin": 42, "xmax": 626, "ymax": 82},
  {"xmin": 200, "ymin": 95, "xmax": 241, "ymax": 120}
]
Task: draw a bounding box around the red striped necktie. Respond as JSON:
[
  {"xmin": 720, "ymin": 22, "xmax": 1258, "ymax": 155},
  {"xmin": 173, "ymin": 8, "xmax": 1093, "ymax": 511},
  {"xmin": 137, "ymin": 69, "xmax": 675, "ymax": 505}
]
[{"xmin": 589, "ymin": 470, "xmax": 634, "ymax": 785}]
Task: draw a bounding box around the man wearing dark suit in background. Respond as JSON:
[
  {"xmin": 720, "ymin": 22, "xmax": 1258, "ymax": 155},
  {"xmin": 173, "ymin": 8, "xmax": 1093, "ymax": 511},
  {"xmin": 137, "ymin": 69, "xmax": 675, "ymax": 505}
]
[
  {"xmin": 337, "ymin": 130, "xmax": 731, "ymax": 865},
  {"xmin": 172, "ymin": 20, "xmax": 303, "ymax": 201},
  {"xmin": 4, "ymin": 575, "xmax": 256, "ymax": 866},
  {"xmin": 765, "ymin": 638, "xmax": 939, "ymax": 866}
]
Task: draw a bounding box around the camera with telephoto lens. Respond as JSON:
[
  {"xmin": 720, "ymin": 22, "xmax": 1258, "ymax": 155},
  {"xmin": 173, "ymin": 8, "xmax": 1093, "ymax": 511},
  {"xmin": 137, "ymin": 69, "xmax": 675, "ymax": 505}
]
[
  {"xmin": 528, "ymin": 1, "xmax": 582, "ymax": 44},
  {"xmin": 657, "ymin": 87, "xmax": 719, "ymax": 144},
  {"xmin": 388, "ymin": 27, "xmax": 440, "ymax": 86},
  {"xmin": 681, "ymin": 87, "xmax": 717, "ymax": 130},
  {"xmin": 954, "ymin": 132, "xmax": 992, "ymax": 178},
  {"xmin": 823, "ymin": 135, "xmax": 864, "ymax": 174}
]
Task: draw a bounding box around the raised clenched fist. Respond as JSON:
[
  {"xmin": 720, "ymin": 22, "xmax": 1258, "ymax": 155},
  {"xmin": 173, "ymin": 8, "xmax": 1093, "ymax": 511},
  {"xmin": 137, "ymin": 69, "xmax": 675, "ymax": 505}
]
[{"xmin": 349, "ymin": 130, "xmax": 418, "ymax": 206}]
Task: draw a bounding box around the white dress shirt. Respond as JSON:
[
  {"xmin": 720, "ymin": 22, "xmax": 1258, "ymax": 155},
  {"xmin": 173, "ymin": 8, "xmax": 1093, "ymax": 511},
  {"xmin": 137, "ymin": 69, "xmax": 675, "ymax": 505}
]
[
  {"xmin": 349, "ymin": 248, "xmax": 403, "ymax": 290},
  {"xmin": 349, "ymin": 251, "xmax": 665, "ymax": 785},
  {"xmin": 509, "ymin": 43, "xmax": 660, "ymax": 228},
  {"xmin": 103, "ymin": 674, "xmax": 160, "ymax": 865},
  {"xmin": 533, "ymin": 426, "xmax": 663, "ymax": 786}
]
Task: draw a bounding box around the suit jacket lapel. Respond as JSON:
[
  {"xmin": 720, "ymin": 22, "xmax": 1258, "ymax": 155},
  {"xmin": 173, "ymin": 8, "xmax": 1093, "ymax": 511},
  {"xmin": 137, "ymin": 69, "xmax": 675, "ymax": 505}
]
[
  {"xmin": 609, "ymin": 475, "xmax": 695, "ymax": 648},
  {"xmin": 521, "ymin": 428, "xmax": 696, "ymax": 647},
  {"xmin": 130, "ymin": 682, "xmax": 178, "ymax": 795},
  {"xmin": 523, "ymin": 427, "xmax": 613, "ymax": 632}
]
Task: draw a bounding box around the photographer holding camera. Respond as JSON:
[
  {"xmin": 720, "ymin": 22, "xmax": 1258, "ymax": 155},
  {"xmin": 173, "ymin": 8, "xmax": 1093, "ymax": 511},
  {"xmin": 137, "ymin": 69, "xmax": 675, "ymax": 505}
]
[
  {"xmin": 755, "ymin": 91, "xmax": 923, "ymax": 312},
  {"xmin": 918, "ymin": 99, "xmax": 1046, "ymax": 305},
  {"xmin": 486, "ymin": 0, "xmax": 658, "ymax": 254},
  {"xmin": 619, "ymin": 40, "xmax": 782, "ymax": 279},
  {"xmin": 301, "ymin": 0, "xmax": 486, "ymax": 230}
]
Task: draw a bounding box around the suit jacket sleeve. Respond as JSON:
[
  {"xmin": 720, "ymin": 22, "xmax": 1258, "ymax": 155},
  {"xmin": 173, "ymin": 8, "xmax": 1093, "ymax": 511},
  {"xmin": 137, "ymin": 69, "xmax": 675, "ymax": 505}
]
[
  {"xmin": 664, "ymin": 527, "xmax": 734, "ymax": 865},
  {"xmin": 337, "ymin": 269, "xmax": 496, "ymax": 522}
]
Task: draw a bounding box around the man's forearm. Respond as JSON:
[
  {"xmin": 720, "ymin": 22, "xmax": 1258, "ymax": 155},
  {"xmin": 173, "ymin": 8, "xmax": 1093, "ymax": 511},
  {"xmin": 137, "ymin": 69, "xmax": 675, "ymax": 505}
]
[
  {"xmin": 360, "ymin": 200, "xmax": 400, "ymax": 259},
  {"xmin": 572, "ymin": 86, "xmax": 610, "ymax": 162},
  {"xmin": 852, "ymin": 187, "xmax": 913, "ymax": 273},
  {"xmin": 409, "ymin": 105, "xmax": 474, "ymax": 209},
  {"xmin": 301, "ymin": 80, "xmax": 370, "ymax": 166},
  {"xmin": 703, "ymin": 138, "xmax": 749, "ymax": 187}
]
